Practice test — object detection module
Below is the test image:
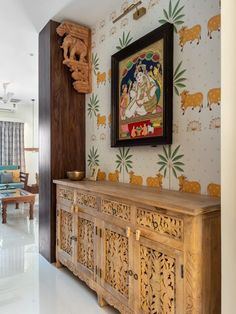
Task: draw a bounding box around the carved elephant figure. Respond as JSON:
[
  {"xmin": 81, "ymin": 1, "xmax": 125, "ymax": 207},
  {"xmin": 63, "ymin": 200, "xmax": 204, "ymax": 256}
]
[{"xmin": 61, "ymin": 34, "xmax": 88, "ymax": 63}]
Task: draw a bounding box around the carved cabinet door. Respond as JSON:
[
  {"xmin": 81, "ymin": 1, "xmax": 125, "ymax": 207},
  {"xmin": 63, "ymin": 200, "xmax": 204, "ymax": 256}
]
[
  {"xmin": 73, "ymin": 211, "xmax": 98, "ymax": 283},
  {"xmin": 99, "ymin": 221, "xmax": 134, "ymax": 310},
  {"xmin": 133, "ymin": 236, "xmax": 184, "ymax": 314},
  {"xmin": 56, "ymin": 203, "xmax": 75, "ymax": 264}
]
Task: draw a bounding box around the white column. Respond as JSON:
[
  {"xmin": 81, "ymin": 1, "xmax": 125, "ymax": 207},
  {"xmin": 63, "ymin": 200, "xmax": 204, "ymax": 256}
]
[{"xmin": 221, "ymin": 1, "xmax": 236, "ymax": 313}]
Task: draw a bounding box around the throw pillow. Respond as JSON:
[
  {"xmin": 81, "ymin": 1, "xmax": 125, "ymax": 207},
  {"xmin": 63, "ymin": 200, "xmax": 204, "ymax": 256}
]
[
  {"xmin": 0, "ymin": 172, "xmax": 13, "ymax": 184},
  {"xmin": 6, "ymin": 169, "xmax": 20, "ymax": 183}
]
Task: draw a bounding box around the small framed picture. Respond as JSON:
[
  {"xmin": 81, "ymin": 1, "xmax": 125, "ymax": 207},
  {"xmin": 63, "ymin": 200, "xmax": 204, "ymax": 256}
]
[{"xmin": 88, "ymin": 165, "xmax": 99, "ymax": 181}]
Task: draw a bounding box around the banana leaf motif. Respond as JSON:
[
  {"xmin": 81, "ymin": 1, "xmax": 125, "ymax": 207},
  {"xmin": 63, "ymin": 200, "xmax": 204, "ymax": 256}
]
[
  {"xmin": 92, "ymin": 53, "xmax": 100, "ymax": 75},
  {"xmin": 157, "ymin": 145, "xmax": 185, "ymax": 189},
  {"xmin": 115, "ymin": 147, "xmax": 133, "ymax": 182},
  {"xmin": 116, "ymin": 32, "xmax": 133, "ymax": 51},
  {"xmin": 173, "ymin": 61, "xmax": 187, "ymax": 96},
  {"xmin": 159, "ymin": 0, "xmax": 185, "ymax": 33}
]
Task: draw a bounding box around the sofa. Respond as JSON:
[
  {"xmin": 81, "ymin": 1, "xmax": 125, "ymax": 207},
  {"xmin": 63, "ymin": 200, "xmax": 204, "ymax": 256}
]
[{"xmin": 0, "ymin": 165, "xmax": 25, "ymax": 190}]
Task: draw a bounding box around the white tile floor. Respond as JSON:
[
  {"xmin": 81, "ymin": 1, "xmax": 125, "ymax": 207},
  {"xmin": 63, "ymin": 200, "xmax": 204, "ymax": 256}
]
[{"xmin": 0, "ymin": 204, "xmax": 118, "ymax": 314}]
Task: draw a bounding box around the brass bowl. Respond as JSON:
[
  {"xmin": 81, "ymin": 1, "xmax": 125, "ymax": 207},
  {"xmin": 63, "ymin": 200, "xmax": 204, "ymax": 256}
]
[{"xmin": 67, "ymin": 171, "xmax": 85, "ymax": 181}]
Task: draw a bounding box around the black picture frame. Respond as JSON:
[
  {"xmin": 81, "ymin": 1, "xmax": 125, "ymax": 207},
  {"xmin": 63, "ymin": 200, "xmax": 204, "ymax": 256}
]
[{"xmin": 111, "ymin": 23, "xmax": 173, "ymax": 147}]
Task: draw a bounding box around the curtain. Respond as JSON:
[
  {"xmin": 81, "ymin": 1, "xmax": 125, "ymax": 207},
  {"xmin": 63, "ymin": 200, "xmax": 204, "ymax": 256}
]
[{"xmin": 0, "ymin": 121, "xmax": 25, "ymax": 171}]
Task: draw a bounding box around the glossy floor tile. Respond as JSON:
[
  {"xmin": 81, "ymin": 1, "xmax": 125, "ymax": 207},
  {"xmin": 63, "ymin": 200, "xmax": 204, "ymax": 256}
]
[{"xmin": 0, "ymin": 204, "xmax": 118, "ymax": 314}]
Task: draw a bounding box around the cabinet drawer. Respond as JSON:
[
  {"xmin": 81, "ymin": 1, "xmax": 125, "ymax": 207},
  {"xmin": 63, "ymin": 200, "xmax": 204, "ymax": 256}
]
[
  {"xmin": 136, "ymin": 207, "xmax": 184, "ymax": 241},
  {"xmin": 75, "ymin": 190, "xmax": 98, "ymax": 211},
  {"xmin": 101, "ymin": 198, "xmax": 131, "ymax": 222},
  {"xmin": 57, "ymin": 186, "xmax": 74, "ymax": 207}
]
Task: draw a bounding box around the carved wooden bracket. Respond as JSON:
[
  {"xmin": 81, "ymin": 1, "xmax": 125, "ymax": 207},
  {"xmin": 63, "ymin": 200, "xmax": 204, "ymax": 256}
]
[{"xmin": 56, "ymin": 21, "xmax": 92, "ymax": 94}]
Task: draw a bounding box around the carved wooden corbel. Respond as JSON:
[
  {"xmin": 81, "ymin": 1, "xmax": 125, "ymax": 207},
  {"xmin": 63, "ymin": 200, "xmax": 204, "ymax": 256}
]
[{"xmin": 56, "ymin": 21, "xmax": 92, "ymax": 94}]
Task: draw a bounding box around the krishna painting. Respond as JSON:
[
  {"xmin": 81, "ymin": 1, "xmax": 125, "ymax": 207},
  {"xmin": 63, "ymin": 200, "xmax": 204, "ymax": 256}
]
[{"xmin": 111, "ymin": 23, "xmax": 173, "ymax": 147}]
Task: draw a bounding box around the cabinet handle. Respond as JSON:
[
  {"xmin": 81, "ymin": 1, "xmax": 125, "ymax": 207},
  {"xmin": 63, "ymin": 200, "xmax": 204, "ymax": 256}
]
[
  {"xmin": 133, "ymin": 273, "xmax": 138, "ymax": 280},
  {"xmin": 135, "ymin": 229, "xmax": 141, "ymax": 241},
  {"xmin": 128, "ymin": 270, "xmax": 133, "ymax": 276},
  {"xmin": 126, "ymin": 227, "xmax": 131, "ymax": 238}
]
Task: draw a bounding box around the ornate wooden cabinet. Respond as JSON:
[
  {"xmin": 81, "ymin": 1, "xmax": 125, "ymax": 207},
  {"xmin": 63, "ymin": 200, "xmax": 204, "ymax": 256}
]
[{"xmin": 54, "ymin": 180, "xmax": 221, "ymax": 314}]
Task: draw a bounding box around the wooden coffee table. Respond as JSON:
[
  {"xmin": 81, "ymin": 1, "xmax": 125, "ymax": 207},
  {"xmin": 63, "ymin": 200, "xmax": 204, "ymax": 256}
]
[{"xmin": 0, "ymin": 189, "xmax": 35, "ymax": 224}]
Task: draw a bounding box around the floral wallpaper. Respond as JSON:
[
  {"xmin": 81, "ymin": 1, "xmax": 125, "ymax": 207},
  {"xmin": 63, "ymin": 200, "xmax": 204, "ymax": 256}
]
[{"xmin": 86, "ymin": 0, "xmax": 221, "ymax": 196}]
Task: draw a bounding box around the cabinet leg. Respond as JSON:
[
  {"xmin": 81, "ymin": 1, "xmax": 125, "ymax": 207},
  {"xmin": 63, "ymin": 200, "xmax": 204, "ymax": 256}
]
[
  {"xmin": 97, "ymin": 295, "xmax": 107, "ymax": 307},
  {"xmin": 56, "ymin": 260, "xmax": 63, "ymax": 268},
  {"xmin": 2, "ymin": 204, "xmax": 7, "ymax": 224},
  {"xmin": 29, "ymin": 201, "xmax": 34, "ymax": 220}
]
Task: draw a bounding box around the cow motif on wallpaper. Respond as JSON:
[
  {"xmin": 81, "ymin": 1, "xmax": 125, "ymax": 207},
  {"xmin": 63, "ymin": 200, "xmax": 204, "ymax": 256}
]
[
  {"xmin": 208, "ymin": 15, "xmax": 221, "ymax": 39},
  {"xmin": 86, "ymin": 0, "xmax": 221, "ymax": 194},
  {"xmin": 207, "ymin": 88, "xmax": 221, "ymax": 110},
  {"xmin": 179, "ymin": 25, "xmax": 201, "ymax": 51},
  {"xmin": 97, "ymin": 72, "xmax": 106, "ymax": 87},
  {"xmin": 97, "ymin": 169, "xmax": 106, "ymax": 181},
  {"xmin": 180, "ymin": 91, "xmax": 203, "ymax": 114},
  {"xmin": 97, "ymin": 114, "xmax": 106, "ymax": 128},
  {"xmin": 178, "ymin": 175, "xmax": 201, "ymax": 194},
  {"xmin": 108, "ymin": 170, "xmax": 120, "ymax": 182},
  {"xmin": 146, "ymin": 173, "xmax": 163, "ymax": 188}
]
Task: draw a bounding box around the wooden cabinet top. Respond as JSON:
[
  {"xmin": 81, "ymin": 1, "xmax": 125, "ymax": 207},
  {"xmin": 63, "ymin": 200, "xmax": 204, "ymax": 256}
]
[{"xmin": 53, "ymin": 179, "xmax": 220, "ymax": 216}]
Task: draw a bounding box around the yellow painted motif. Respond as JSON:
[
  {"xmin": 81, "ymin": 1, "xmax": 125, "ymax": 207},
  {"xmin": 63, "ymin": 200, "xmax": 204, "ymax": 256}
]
[{"xmin": 178, "ymin": 175, "xmax": 201, "ymax": 194}]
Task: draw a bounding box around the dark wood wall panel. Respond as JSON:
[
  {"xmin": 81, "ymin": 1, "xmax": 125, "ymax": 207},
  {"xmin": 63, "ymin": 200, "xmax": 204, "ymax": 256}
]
[{"xmin": 39, "ymin": 20, "xmax": 85, "ymax": 262}]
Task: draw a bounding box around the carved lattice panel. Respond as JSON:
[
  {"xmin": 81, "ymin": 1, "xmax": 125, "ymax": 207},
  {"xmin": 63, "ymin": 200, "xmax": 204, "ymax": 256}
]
[
  {"xmin": 77, "ymin": 217, "xmax": 94, "ymax": 272},
  {"xmin": 104, "ymin": 229, "xmax": 129, "ymax": 298},
  {"xmin": 101, "ymin": 199, "xmax": 131, "ymax": 221},
  {"xmin": 140, "ymin": 244, "xmax": 176, "ymax": 314},
  {"xmin": 137, "ymin": 208, "xmax": 183, "ymax": 240},
  {"xmin": 75, "ymin": 192, "xmax": 97, "ymax": 209},
  {"xmin": 57, "ymin": 187, "xmax": 74, "ymax": 202},
  {"xmin": 60, "ymin": 210, "xmax": 73, "ymax": 256}
]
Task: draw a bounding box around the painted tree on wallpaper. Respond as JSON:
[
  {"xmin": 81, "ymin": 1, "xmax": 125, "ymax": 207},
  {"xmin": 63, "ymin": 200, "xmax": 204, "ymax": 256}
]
[
  {"xmin": 87, "ymin": 93, "xmax": 100, "ymax": 127},
  {"xmin": 173, "ymin": 61, "xmax": 187, "ymax": 95},
  {"xmin": 92, "ymin": 53, "xmax": 100, "ymax": 75},
  {"xmin": 159, "ymin": 0, "xmax": 185, "ymax": 33},
  {"xmin": 115, "ymin": 147, "xmax": 133, "ymax": 182},
  {"xmin": 87, "ymin": 146, "xmax": 100, "ymax": 169},
  {"xmin": 157, "ymin": 145, "xmax": 184, "ymax": 189},
  {"xmin": 116, "ymin": 31, "xmax": 133, "ymax": 50}
]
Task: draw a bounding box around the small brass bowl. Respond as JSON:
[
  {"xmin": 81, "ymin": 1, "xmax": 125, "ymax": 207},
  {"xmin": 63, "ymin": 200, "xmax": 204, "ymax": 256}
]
[{"xmin": 67, "ymin": 171, "xmax": 85, "ymax": 181}]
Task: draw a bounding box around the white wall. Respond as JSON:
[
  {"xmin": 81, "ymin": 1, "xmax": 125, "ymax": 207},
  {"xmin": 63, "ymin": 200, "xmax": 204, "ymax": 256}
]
[
  {"xmin": 222, "ymin": 1, "xmax": 236, "ymax": 313},
  {"xmin": 0, "ymin": 102, "xmax": 38, "ymax": 185}
]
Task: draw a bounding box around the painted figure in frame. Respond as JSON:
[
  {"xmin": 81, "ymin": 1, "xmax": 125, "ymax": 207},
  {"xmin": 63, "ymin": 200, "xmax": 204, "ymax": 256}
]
[{"xmin": 119, "ymin": 39, "xmax": 164, "ymax": 140}]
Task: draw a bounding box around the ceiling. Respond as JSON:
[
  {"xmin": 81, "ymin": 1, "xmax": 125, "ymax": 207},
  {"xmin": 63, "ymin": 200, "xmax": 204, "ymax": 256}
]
[{"xmin": 0, "ymin": 0, "xmax": 123, "ymax": 106}]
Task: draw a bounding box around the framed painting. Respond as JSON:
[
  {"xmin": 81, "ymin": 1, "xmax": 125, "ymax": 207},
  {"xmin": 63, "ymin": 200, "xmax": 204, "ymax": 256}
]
[{"xmin": 111, "ymin": 23, "xmax": 173, "ymax": 147}]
